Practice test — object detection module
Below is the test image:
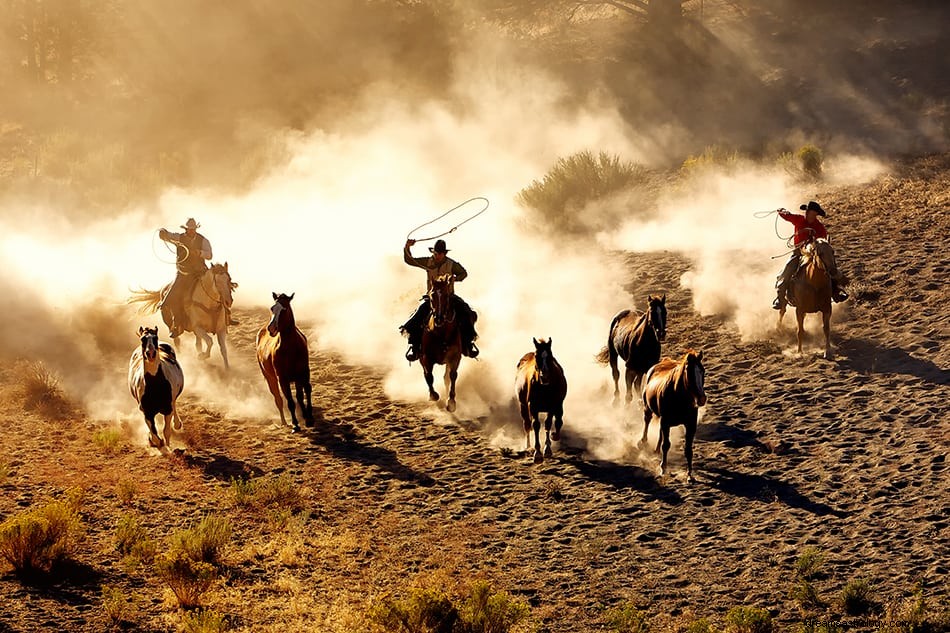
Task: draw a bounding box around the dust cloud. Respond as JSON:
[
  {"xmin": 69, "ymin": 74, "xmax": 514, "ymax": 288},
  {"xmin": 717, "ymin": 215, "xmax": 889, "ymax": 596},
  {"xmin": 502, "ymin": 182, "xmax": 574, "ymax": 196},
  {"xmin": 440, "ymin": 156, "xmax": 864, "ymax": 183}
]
[{"xmin": 0, "ymin": 1, "xmax": 939, "ymax": 461}]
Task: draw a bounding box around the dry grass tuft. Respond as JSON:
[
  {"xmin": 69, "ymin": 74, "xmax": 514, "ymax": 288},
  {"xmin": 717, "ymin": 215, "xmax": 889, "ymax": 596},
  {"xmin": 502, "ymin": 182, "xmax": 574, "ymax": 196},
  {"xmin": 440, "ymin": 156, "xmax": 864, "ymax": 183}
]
[
  {"xmin": 19, "ymin": 360, "xmax": 72, "ymax": 419},
  {"xmin": 154, "ymin": 550, "xmax": 217, "ymax": 610},
  {"xmin": 0, "ymin": 490, "xmax": 84, "ymax": 575},
  {"xmin": 101, "ymin": 585, "xmax": 137, "ymax": 628}
]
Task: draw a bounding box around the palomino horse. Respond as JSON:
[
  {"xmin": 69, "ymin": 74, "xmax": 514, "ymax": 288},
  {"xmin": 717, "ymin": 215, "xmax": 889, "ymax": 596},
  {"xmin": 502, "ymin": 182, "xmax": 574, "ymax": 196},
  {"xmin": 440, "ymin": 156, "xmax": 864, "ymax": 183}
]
[
  {"xmin": 128, "ymin": 263, "xmax": 238, "ymax": 369},
  {"xmin": 257, "ymin": 292, "xmax": 314, "ymax": 432},
  {"xmin": 596, "ymin": 295, "xmax": 667, "ymax": 405},
  {"xmin": 516, "ymin": 337, "xmax": 568, "ymax": 463},
  {"xmin": 779, "ymin": 238, "xmax": 835, "ymax": 359},
  {"xmin": 128, "ymin": 326, "xmax": 184, "ymax": 451},
  {"xmin": 419, "ymin": 275, "xmax": 462, "ymax": 412},
  {"xmin": 640, "ymin": 349, "xmax": 706, "ymax": 482}
]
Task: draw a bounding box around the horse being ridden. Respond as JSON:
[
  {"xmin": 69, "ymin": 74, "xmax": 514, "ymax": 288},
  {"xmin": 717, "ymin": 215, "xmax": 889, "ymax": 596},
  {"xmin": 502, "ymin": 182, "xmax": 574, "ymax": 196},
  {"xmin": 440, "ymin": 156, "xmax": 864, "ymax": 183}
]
[
  {"xmin": 596, "ymin": 295, "xmax": 667, "ymax": 405},
  {"xmin": 418, "ymin": 275, "xmax": 463, "ymax": 412},
  {"xmin": 516, "ymin": 337, "xmax": 568, "ymax": 463},
  {"xmin": 128, "ymin": 326, "xmax": 184, "ymax": 451},
  {"xmin": 257, "ymin": 292, "xmax": 314, "ymax": 431},
  {"xmin": 779, "ymin": 237, "xmax": 837, "ymax": 359},
  {"xmin": 641, "ymin": 349, "xmax": 706, "ymax": 482},
  {"xmin": 128, "ymin": 263, "xmax": 237, "ymax": 369},
  {"xmin": 773, "ymin": 201, "xmax": 848, "ymax": 310}
]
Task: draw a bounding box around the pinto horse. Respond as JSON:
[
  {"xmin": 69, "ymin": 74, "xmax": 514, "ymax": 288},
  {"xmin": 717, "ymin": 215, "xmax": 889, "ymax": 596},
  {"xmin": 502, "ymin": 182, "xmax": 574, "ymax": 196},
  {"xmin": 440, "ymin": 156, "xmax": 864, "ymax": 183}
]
[
  {"xmin": 256, "ymin": 292, "xmax": 314, "ymax": 432},
  {"xmin": 128, "ymin": 326, "xmax": 184, "ymax": 451},
  {"xmin": 128, "ymin": 263, "xmax": 238, "ymax": 369},
  {"xmin": 640, "ymin": 349, "xmax": 706, "ymax": 482},
  {"xmin": 419, "ymin": 275, "xmax": 462, "ymax": 412},
  {"xmin": 779, "ymin": 238, "xmax": 835, "ymax": 359},
  {"xmin": 516, "ymin": 337, "xmax": 568, "ymax": 463},
  {"xmin": 596, "ymin": 295, "xmax": 667, "ymax": 405}
]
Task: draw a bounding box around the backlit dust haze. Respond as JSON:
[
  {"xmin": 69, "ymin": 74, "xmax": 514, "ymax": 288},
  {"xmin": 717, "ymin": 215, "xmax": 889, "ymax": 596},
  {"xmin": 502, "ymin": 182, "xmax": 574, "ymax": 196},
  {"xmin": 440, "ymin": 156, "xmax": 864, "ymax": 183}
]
[{"xmin": 2, "ymin": 0, "xmax": 941, "ymax": 457}]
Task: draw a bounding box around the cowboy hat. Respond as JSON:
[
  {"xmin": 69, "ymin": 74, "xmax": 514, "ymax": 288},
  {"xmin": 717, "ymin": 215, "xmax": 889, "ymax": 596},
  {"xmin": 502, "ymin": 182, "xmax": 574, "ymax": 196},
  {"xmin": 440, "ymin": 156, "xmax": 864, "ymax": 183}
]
[
  {"xmin": 180, "ymin": 218, "xmax": 200, "ymax": 230},
  {"xmin": 799, "ymin": 201, "xmax": 826, "ymax": 217},
  {"xmin": 429, "ymin": 239, "xmax": 449, "ymax": 254}
]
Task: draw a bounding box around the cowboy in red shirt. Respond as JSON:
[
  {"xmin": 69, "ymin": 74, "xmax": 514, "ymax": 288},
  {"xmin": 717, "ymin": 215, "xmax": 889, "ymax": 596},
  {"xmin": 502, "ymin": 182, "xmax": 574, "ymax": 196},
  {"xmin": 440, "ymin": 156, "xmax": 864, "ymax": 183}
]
[{"xmin": 773, "ymin": 201, "xmax": 848, "ymax": 309}]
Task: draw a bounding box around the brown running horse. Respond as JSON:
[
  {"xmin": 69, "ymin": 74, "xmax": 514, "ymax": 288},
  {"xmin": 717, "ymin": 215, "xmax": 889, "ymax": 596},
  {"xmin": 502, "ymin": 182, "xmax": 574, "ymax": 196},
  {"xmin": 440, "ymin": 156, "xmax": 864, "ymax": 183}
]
[
  {"xmin": 596, "ymin": 295, "xmax": 667, "ymax": 406},
  {"xmin": 640, "ymin": 349, "xmax": 706, "ymax": 482},
  {"xmin": 257, "ymin": 292, "xmax": 314, "ymax": 432},
  {"xmin": 516, "ymin": 337, "xmax": 568, "ymax": 464},
  {"xmin": 779, "ymin": 238, "xmax": 835, "ymax": 360},
  {"xmin": 419, "ymin": 275, "xmax": 462, "ymax": 412}
]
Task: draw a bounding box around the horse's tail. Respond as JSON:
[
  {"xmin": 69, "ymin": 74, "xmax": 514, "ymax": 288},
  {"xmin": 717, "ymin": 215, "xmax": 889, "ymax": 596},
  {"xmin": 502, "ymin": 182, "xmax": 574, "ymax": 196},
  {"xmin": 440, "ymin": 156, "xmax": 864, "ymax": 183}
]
[
  {"xmin": 127, "ymin": 288, "xmax": 162, "ymax": 315},
  {"xmin": 595, "ymin": 310, "xmax": 629, "ymax": 364}
]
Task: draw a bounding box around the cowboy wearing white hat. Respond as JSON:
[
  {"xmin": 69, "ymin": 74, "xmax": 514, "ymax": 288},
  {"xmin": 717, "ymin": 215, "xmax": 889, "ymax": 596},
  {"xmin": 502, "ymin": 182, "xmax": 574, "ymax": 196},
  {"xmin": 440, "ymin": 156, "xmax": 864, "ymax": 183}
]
[
  {"xmin": 158, "ymin": 218, "xmax": 213, "ymax": 337},
  {"xmin": 400, "ymin": 238, "xmax": 479, "ymax": 362}
]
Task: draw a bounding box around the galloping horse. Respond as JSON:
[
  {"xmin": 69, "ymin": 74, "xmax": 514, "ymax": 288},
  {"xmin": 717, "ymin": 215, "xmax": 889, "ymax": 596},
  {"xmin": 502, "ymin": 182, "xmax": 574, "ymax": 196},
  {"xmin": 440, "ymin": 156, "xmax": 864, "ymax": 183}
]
[
  {"xmin": 419, "ymin": 275, "xmax": 462, "ymax": 412},
  {"xmin": 516, "ymin": 337, "xmax": 568, "ymax": 463},
  {"xmin": 128, "ymin": 326, "xmax": 184, "ymax": 451},
  {"xmin": 257, "ymin": 292, "xmax": 314, "ymax": 432},
  {"xmin": 128, "ymin": 263, "xmax": 238, "ymax": 369},
  {"xmin": 596, "ymin": 295, "xmax": 667, "ymax": 405},
  {"xmin": 779, "ymin": 238, "xmax": 835, "ymax": 359},
  {"xmin": 640, "ymin": 349, "xmax": 706, "ymax": 482}
]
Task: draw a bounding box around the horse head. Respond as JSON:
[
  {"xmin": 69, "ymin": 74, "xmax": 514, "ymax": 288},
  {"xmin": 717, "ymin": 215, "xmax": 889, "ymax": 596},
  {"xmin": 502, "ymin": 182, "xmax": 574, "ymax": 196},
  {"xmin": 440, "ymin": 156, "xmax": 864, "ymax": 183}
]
[
  {"xmin": 532, "ymin": 337, "xmax": 555, "ymax": 385},
  {"xmin": 210, "ymin": 262, "xmax": 237, "ymax": 310},
  {"xmin": 267, "ymin": 292, "xmax": 295, "ymax": 336},
  {"xmin": 138, "ymin": 326, "xmax": 160, "ymax": 363},
  {"xmin": 684, "ymin": 349, "xmax": 706, "ymax": 407},
  {"xmin": 428, "ymin": 275, "xmax": 455, "ymax": 328},
  {"xmin": 647, "ymin": 294, "xmax": 667, "ymax": 341}
]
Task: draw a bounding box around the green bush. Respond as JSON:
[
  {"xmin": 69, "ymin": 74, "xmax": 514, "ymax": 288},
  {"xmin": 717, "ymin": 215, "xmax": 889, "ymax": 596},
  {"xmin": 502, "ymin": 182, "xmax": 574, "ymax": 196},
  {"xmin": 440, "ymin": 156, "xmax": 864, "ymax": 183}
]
[
  {"xmin": 181, "ymin": 608, "xmax": 228, "ymax": 633},
  {"xmin": 457, "ymin": 581, "xmax": 529, "ymax": 633},
  {"xmin": 724, "ymin": 606, "xmax": 773, "ymax": 633},
  {"xmin": 0, "ymin": 494, "xmax": 83, "ymax": 574},
  {"xmin": 680, "ymin": 145, "xmax": 742, "ymax": 174},
  {"xmin": 114, "ymin": 513, "xmax": 156, "ymax": 564},
  {"xmin": 605, "ymin": 602, "xmax": 650, "ymax": 633},
  {"xmin": 795, "ymin": 546, "xmax": 826, "ymax": 580},
  {"xmin": 686, "ymin": 619, "xmax": 719, "ymax": 633},
  {"xmin": 840, "ymin": 578, "xmax": 878, "ymax": 616},
  {"xmin": 101, "ymin": 585, "xmax": 135, "ymax": 627},
  {"xmin": 791, "ymin": 579, "xmax": 824, "ymax": 612},
  {"xmin": 155, "ymin": 550, "xmax": 216, "ymax": 609},
  {"xmin": 371, "ymin": 587, "xmax": 459, "ymax": 633},
  {"xmin": 169, "ymin": 514, "xmax": 232, "ymax": 566},
  {"xmin": 797, "ymin": 144, "xmax": 823, "ymax": 179},
  {"xmin": 517, "ymin": 150, "xmax": 650, "ymax": 234}
]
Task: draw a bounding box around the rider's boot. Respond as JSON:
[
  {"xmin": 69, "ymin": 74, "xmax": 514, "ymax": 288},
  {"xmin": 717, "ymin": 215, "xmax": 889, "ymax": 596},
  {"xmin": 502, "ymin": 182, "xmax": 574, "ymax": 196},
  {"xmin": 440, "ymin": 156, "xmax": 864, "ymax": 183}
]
[
  {"xmin": 772, "ymin": 286, "xmax": 786, "ymax": 310},
  {"xmin": 831, "ymin": 281, "xmax": 849, "ymax": 303}
]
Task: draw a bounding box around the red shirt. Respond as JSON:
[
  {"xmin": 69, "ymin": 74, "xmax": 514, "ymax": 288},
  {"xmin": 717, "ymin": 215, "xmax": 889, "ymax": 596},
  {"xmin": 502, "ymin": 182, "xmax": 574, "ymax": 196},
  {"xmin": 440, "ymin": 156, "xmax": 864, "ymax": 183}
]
[{"xmin": 779, "ymin": 211, "xmax": 827, "ymax": 247}]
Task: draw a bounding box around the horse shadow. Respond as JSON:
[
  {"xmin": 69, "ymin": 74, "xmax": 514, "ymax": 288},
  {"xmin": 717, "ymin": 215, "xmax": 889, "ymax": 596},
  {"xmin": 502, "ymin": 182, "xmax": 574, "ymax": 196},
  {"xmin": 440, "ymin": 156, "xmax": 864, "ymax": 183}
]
[
  {"xmin": 703, "ymin": 466, "xmax": 846, "ymax": 518},
  {"xmin": 696, "ymin": 420, "xmax": 771, "ymax": 452},
  {"xmin": 180, "ymin": 452, "xmax": 264, "ymax": 482},
  {"xmin": 564, "ymin": 458, "xmax": 684, "ymax": 506},
  {"xmin": 305, "ymin": 407, "xmax": 436, "ymax": 487},
  {"xmin": 837, "ymin": 337, "xmax": 949, "ymax": 385}
]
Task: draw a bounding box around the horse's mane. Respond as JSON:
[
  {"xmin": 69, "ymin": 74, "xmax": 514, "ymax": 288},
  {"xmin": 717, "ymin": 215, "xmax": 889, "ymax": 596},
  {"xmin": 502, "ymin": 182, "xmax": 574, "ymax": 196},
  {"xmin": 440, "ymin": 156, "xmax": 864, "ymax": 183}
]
[{"xmin": 651, "ymin": 349, "xmax": 699, "ymax": 392}]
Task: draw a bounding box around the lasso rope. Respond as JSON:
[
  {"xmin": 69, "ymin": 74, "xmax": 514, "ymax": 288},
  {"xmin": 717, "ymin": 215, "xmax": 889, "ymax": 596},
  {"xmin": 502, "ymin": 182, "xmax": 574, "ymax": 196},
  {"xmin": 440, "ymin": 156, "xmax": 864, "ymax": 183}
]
[
  {"xmin": 754, "ymin": 208, "xmax": 798, "ymax": 258},
  {"xmin": 406, "ymin": 197, "xmax": 490, "ymax": 242},
  {"xmin": 151, "ymin": 229, "xmax": 190, "ymax": 265}
]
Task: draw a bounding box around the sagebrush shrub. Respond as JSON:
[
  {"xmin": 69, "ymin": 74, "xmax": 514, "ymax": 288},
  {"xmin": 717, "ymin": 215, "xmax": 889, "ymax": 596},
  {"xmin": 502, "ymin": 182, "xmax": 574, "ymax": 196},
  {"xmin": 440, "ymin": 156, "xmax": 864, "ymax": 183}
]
[
  {"xmin": 724, "ymin": 606, "xmax": 773, "ymax": 633},
  {"xmin": 181, "ymin": 608, "xmax": 228, "ymax": 633},
  {"xmin": 457, "ymin": 581, "xmax": 529, "ymax": 633},
  {"xmin": 169, "ymin": 514, "xmax": 232, "ymax": 565},
  {"xmin": 795, "ymin": 546, "xmax": 825, "ymax": 580},
  {"xmin": 0, "ymin": 495, "xmax": 83, "ymax": 574},
  {"xmin": 605, "ymin": 602, "xmax": 650, "ymax": 633},
  {"xmin": 21, "ymin": 360, "xmax": 71, "ymax": 418},
  {"xmin": 840, "ymin": 578, "xmax": 878, "ymax": 616},
  {"xmin": 114, "ymin": 513, "xmax": 156, "ymax": 563},
  {"xmin": 155, "ymin": 550, "xmax": 216, "ymax": 609},
  {"xmin": 371, "ymin": 587, "xmax": 459, "ymax": 633},
  {"xmin": 798, "ymin": 144, "xmax": 823, "ymax": 179}
]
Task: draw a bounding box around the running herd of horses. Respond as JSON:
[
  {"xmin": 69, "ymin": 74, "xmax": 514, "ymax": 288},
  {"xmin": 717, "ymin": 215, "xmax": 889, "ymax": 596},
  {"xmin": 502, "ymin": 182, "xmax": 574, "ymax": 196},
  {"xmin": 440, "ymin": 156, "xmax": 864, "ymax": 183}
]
[{"xmin": 126, "ymin": 235, "xmax": 839, "ymax": 482}]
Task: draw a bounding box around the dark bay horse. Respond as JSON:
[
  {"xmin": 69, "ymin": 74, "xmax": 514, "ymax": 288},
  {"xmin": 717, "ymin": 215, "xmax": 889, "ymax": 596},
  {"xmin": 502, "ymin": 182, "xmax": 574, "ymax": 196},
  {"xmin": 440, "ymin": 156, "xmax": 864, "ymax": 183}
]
[
  {"xmin": 128, "ymin": 326, "xmax": 184, "ymax": 451},
  {"xmin": 256, "ymin": 292, "xmax": 314, "ymax": 432},
  {"xmin": 516, "ymin": 337, "xmax": 568, "ymax": 464},
  {"xmin": 640, "ymin": 349, "xmax": 706, "ymax": 482},
  {"xmin": 419, "ymin": 275, "xmax": 462, "ymax": 412},
  {"xmin": 779, "ymin": 238, "xmax": 835, "ymax": 359},
  {"xmin": 128, "ymin": 263, "xmax": 238, "ymax": 369},
  {"xmin": 596, "ymin": 295, "xmax": 667, "ymax": 405}
]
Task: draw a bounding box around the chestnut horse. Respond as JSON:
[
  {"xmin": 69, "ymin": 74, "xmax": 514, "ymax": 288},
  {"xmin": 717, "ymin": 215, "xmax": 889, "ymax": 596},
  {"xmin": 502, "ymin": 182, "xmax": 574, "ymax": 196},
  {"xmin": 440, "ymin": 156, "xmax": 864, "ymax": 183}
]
[
  {"xmin": 596, "ymin": 295, "xmax": 667, "ymax": 405},
  {"xmin": 779, "ymin": 238, "xmax": 835, "ymax": 359},
  {"xmin": 128, "ymin": 262, "xmax": 238, "ymax": 369},
  {"xmin": 257, "ymin": 292, "xmax": 314, "ymax": 432},
  {"xmin": 419, "ymin": 275, "xmax": 463, "ymax": 412},
  {"xmin": 640, "ymin": 349, "xmax": 706, "ymax": 482},
  {"xmin": 516, "ymin": 337, "xmax": 568, "ymax": 463}
]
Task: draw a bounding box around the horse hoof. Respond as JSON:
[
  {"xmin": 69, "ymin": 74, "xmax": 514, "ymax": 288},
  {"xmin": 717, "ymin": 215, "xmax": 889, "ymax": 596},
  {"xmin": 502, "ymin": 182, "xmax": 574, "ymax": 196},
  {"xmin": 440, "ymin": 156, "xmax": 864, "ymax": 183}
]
[
  {"xmin": 533, "ymin": 452, "xmax": 544, "ymax": 464},
  {"xmin": 551, "ymin": 431, "xmax": 561, "ymax": 442},
  {"xmin": 544, "ymin": 447, "xmax": 553, "ymax": 458},
  {"xmin": 291, "ymin": 425, "xmax": 300, "ymax": 433},
  {"xmin": 446, "ymin": 400, "xmax": 457, "ymax": 413},
  {"xmin": 429, "ymin": 392, "xmax": 440, "ymax": 402},
  {"xmin": 148, "ymin": 434, "xmax": 163, "ymax": 449}
]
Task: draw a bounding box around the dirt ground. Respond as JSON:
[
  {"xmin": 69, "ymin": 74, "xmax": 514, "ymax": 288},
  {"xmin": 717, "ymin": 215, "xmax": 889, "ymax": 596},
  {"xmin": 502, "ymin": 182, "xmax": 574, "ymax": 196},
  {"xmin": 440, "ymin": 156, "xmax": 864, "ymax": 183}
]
[{"xmin": 0, "ymin": 154, "xmax": 947, "ymax": 632}]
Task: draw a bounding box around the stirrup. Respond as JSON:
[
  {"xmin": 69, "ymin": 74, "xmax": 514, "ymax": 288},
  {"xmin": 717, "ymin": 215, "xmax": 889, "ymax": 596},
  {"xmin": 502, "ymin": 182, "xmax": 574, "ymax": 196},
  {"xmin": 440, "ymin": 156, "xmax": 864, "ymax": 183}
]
[{"xmin": 772, "ymin": 298, "xmax": 783, "ymax": 310}]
